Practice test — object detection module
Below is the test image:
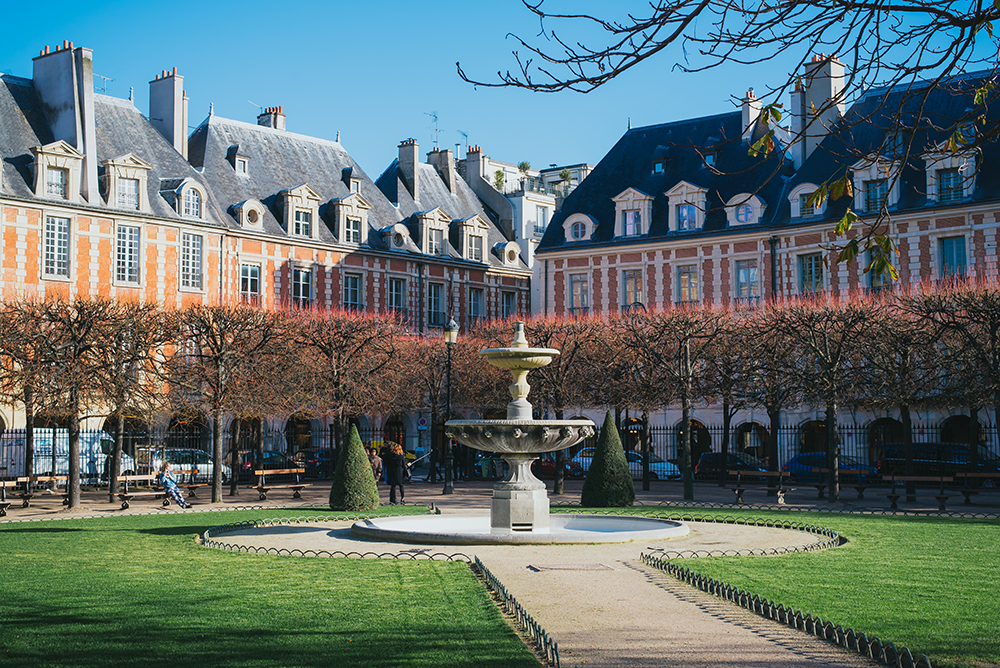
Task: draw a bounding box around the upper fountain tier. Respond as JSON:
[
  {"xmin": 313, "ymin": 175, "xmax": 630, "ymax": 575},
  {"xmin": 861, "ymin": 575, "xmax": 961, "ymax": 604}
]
[{"xmin": 480, "ymin": 322, "xmax": 559, "ymax": 421}]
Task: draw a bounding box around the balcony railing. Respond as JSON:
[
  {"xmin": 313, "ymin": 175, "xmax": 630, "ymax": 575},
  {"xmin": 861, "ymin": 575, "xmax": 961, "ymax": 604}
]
[{"xmin": 503, "ymin": 177, "xmax": 578, "ymax": 198}]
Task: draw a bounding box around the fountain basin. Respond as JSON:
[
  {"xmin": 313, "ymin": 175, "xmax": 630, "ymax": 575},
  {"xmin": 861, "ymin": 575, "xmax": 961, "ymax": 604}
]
[
  {"xmin": 445, "ymin": 419, "xmax": 595, "ymax": 454},
  {"xmin": 351, "ymin": 513, "xmax": 689, "ymax": 545},
  {"xmin": 480, "ymin": 347, "xmax": 560, "ymax": 370}
]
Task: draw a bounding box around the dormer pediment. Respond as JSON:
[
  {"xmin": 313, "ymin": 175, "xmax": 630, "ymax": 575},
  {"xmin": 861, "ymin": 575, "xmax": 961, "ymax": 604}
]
[
  {"xmin": 101, "ymin": 153, "xmax": 153, "ymax": 171},
  {"xmin": 665, "ymin": 180, "xmax": 704, "ymax": 197},
  {"xmin": 455, "ymin": 214, "xmax": 490, "ymax": 231},
  {"xmin": 283, "ymin": 183, "xmax": 324, "ymax": 202},
  {"xmin": 33, "ymin": 140, "xmax": 84, "ymax": 160},
  {"xmin": 331, "ymin": 192, "xmax": 372, "ymax": 210},
  {"xmin": 611, "ymin": 187, "xmax": 652, "ymax": 204}
]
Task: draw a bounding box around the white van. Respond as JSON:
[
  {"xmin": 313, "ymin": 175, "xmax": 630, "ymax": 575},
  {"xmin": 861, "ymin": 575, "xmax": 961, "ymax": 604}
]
[{"xmin": 0, "ymin": 429, "xmax": 137, "ymax": 482}]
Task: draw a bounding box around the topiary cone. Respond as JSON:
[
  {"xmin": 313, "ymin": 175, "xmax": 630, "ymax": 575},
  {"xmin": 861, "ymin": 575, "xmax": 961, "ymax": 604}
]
[
  {"xmin": 329, "ymin": 424, "xmax": 380, "ymax": 511},
  {"xmin": 580, "ymin": 410, "xmax": 635, "ymax": 507}
]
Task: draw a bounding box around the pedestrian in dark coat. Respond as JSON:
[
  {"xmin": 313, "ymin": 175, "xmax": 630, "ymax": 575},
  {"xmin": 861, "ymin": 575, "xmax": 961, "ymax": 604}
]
[{"xmin": 385, "ymin": 442, "xmax": 410, "ymax": 504}]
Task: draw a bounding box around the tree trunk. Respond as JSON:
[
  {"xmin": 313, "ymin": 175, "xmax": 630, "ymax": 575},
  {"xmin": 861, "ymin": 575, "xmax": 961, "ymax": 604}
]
[
  {"xmin": 901, "ymin": 404, "xmax": 915, "ymax": 502},
  {"xmin": 66, "ymin": 390, "xmax": 81, "ymax": 509},
  {"xmin": 109, "ymin": 414, "xmax": 124, "ymax": 503},
  {"xmin": 681, "ymin": 340, "xmax": 694, "ymax": 501},
  {"xmin": 23, "ymin": 389, "xmax": 35, "ymax": 481},
  {"xmin": 826, "ymin": 401, "xmax": 839, "ymax": 503},
  {"xmin": 641, "ymin": 410, "xmax": 651, "ymax": 492},
  {"xmin": 211, "ymin": 408, "xmax": 224, "ymax": 503},
  {"xmin": 718, "ymin": 399, "xmax": 731, "ymax": 487},
  {"xmin": 767, "ymin": 407, "xmax": 780, "ymax": 481},
  {"xmin": 228, "ymin": 420, "xmax": 242, "ymax": 496}
]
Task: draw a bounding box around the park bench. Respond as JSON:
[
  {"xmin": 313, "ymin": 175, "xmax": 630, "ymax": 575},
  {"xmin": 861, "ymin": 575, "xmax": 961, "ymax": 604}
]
[
  {"xmin": 0, "ymin": 479, "xmax": 12, "ymax": 516},
  {"xmin": 116, "ymin": 474, "xmax": 168, "ymax": 510},
  {"xmin": 805, "ymin": 468, "xmax": 871, "ymax": 499},
  {"xmin": 953, "ymin": 472, "xmax": 998, "ymax": 504},
  {"xmin": 880, "ymin": 475, "xmax": 953, "ymax": 510},
  {"xmin": 171, "ymin": 469, "xmax": 207, "ymax": 498},
  {"xmin": 251, "ymin": 468, "xmax": 309, "ymax": 500},
  {"xmin": 726, "ymin": 470, "xmax": 794, "ymax": 505},
  {"xmin": 16, "ymin": 475, "xmax": 69, "ymax": 507}
]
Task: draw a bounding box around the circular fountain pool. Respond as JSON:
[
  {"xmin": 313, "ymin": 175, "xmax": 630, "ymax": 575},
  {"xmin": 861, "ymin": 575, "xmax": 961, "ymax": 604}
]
[{"xmin": 351, "ymin": 514, "xmax": 689, "ymax": 545}]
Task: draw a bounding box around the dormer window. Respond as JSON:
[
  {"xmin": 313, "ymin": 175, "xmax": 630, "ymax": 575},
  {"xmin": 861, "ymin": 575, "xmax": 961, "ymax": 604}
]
[
  {"xmin": 563, "ymin": 213, "xmax": 596, "ymax": 242},
  {"xmin": 31, "ymin": 140, "xmax": 84, "ymax": 203},
  {"xmin": 184, "ymin": 188, "xmax": 202, "ymax": 218},
  {"xmin": 704, "ymin": 152, "xmax": 716, "ymax": 167},
  {"xmin": 294, "ymin": 209, "xmax": 312, "ymax": 236},
  {"xmin": 724, "ymin": 194, "xmax": 765, "ymax": 227},
  {"xmin": 494, "ymin": 241, "xmax": 521, "ymax": 266},
  {"xmin": 852, "ymin": 159, "xmax": 899, "ymax": 212},
  {"xmin": 236, "ymin": 157, "xmax": 249, "ymax": 174},
  {"xmin": 344, "ymin": 218, "xmax": 361, "ymax": 244},
  {"xmin": 330, "ymin": 193, "xmax": 371, "ymax": 246},
  {"xmin": 864, "ymin": 179, "xmax": 888, "ymax": 213},
  {"xmin": 118, "ymin": 178, "xmax": 139, "ymax": 210},
  {"xmin": 923, "ymin": 144, "xmax": 977, "ymax": 204},
  {"xmin": 101, "ymin": 154, "xmax": 153, "ymax": 212},
  {"xmin": 468, "ymin": 235, "xmax": 483, "ymax": 261},
  {"xmin": 227, "ymin": 145, "xmax": 250, "ymax": 175},
  {"xmin": 938, "ymin": 169, "xmax": 962, "ymax": 203},
  {"xmin": 351, "ymin": 180, "xmax": 360, "ymax": 193},
  {"xmin": 234, "ymin": 199, "xmax": 265, "ymax": 229},
  {"xmin": 280, "ymin": 184, "xmax": 322, "ymax": 240},
  {"xmin": 428, "ymin": 228, "xmax": 443, "ymax": 255},
  {"xmin": 455, "ymin": 215, "xmax": 490, "ymax": 262},
  {"xmin": 665, "ymin": 181, "xmax": 708, "ymax": 232},
  {"xmin": 789, "ymin": 183, "xmax": 827, "ymax": 218},
  {"xmin": 47, "ymin": 168, "xmax": 68, "ymax": 198},
  {"xmin": 652, "ymin": 161, "xmax": 665, "ymax": 174},
  {"xmin": 612, "ymin": 188, "xmax": 652, "ymax": 237}
]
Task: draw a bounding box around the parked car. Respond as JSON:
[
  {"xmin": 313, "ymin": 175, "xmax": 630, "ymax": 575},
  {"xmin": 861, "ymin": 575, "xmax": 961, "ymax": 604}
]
[
  {"xmin": 782, "ymin": 453, "xmax": 877, "ymax": 483},
  {"xmin": 0, "ymin": 429, "xmax": 136, "ymax": 482},
  {"xmin": 531, "ymin": 453, "xmax": 584, "ymax": 479},
  {"xmin": 238, "ymin": 450, "xmax": 299, "ymax": 482},
  {"xmin": 150, "ymin": 448, "xmax": 231, "ymax": 484},
  {"xmin": 694, "ymin": 451, "xmax": 769, "ymax": 481},
  {"xmin": 570, "ymin": 448, "xmax": 681, "ymax": 480},
  {"xmin": 292, "ymin": 448, "xmax": 333, "ymax": 478},
  {"xmin": 877, "ymin": 442, "xmax": 1000, "ymax": 485}
]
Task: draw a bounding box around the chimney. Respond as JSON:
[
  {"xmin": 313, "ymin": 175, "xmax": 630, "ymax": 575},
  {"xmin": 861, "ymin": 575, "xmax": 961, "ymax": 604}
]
[
  {"xmin": 793, "ymin": 54, "xmax": 846, "ymax": 166},
  {"xmin": 149, "ymin": 67, "xmax": 189, "ymax": 159},
  {"xmin": 741, "ymin": 87, "xmax": 762, "ymax": 143},
  {"xmin": 32, "ymin": 42, "xmax": 99, "ymax": 203},
  {"xmin": 398, "ymin": 138, "xmax": 419, "ymax": 201},
  {"xmin": 257, "ymin": 106, "xmax": 286, "ymax": 131},
  {"xmin": 428, "ymin": 148, "xmax": 456, "ymax": 194},
  {"xmin": 464, "ymin": 144, "xmax": 484, "ymax": 184}
]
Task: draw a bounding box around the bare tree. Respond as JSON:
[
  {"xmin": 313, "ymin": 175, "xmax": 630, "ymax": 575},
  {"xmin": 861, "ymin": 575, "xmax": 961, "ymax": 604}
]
[
  {"xmin": 168, "ymin": 305, "xmax": 287, "ymax": 503},
  {"xmin": 772, "ymin": 296, "xmax": 880, "ymax": 501}
]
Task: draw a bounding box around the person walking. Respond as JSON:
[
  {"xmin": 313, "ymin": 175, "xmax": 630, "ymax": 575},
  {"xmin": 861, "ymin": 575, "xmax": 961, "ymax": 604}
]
[
  {"xmin": 427, "ymin": 445, "xmax": 439, "ymax": 483},
  {"xmin": 385, "ymin": 443, "xmax": 411, "ymax": 504},
  {"xmin": 157, "ymin": 461, "xmax": 192, "ymax": 509},
  {"xmin": 368, "ymin": 447, "xmax": 383, "ymax": 483}
]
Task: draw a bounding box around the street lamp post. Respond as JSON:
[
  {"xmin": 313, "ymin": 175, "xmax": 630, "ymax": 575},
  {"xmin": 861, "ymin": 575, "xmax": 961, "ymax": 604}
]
[{"xmin": 443, "ymin": 318, "xmax": 458, "ymax": 495}]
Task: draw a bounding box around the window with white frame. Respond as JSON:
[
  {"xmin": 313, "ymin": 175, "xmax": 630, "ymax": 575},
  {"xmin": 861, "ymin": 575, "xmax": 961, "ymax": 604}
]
[
  {"xmin": 940, "ymin": 236, "xmax": 967, "ymax": 278},
  {"xmin": 183, "ymin": 188, "xmax": 202, "ymax": 218},
  {"xmin": 866, "ymin": 250, "xmax": 892, "ymax": 292},
  {"xmin": 937, "ymin": 169, "xmax": 963, "ymax": 204},
  {"xmin": 502, "ymin": 291, "xmax": 517, "ymax": 319},
  {"xmin": 427, "ymin": 283, "xmax": 445, "ymax": 326},
  {"xmin": 46, "ymin": 168, "xmax": 68, "ymax": 199},
  {"xmin": 564, "ymin": 213, "xmax": 595, "ymax": 242},
  {"xmin": 344, "ymin": 218, "xmax": 361, "ymax": 244},
  {"xmin": 666, "ymin": 181, "xmax": 707, "ymax": 232},
  {"xmin": 725, "ymin": 193, "xmax": 765, "ymax": 226},
  {"xmin": 535, "ymin": 206, "xmax": 549, "ymax": 234},
  {"xmin": 235, "ymin": 157, "xmax": 249, "ymax": 174},
  {"xmin": 117, "ymin": 178, "xmax": 140, "ymax": 210},
  {"xmin": 469, "ymin": 287, "xmax": 485, "ymax": 324},
  {"xmin": 240, "ymin": 264, "xmax": 260, "ymax": 305},
  {"xmin": 799, "ymin": 253, "xmax": 823, "ymax": 294},
  {"xmin": 676, "ymin": 204, "xmax": 696, "ymax": 230},
  {"xmin": 623, "ymin": 210, "xmax": 642, "ymax": 236},
  {"xmin": 799, "ymin": 194, "xmax": 815, "ymax": 216},
  {"xmin": 864, "ymin": 179, "xmax": 888, "ymax": 213},
  {"xmin": 293, "ymin": 210, "xmax": 312, "ymax": 237},
  {"xmin": 180, "ymin": 232, "xmax": 203, "ymax": 290},
  {"xmin": 292, "ymin": 268, "xmax": 312, "ymax": 307},
  {"xmin": 115, "ymin": 225, "xmax": 141, "ymax": 284},
  {"xmin": 427, "ymin": 228, "xmax": 444, "ymax": 255},
  {"xmin": 388, "ymin": 278, "xmax": 406, "ymax": 313},
  {"xmin": 789, "ymin": 182, "xmax": 826, "ymax": 219},
  {"xmin": 735, "ymin": 259, "xmax": 759, "ymax": 300},
  {"xmin": 569, "ymin": 274, "xmax": 589, "ymax": 315},
  {"xmin": 677, "ymin": 265, "xmax": 698, "ymax": 303},
  {"xmin": 43, "ymin": 216, "xmax": 70, "ymax": 278},
  {"xmin": 468, "ymin": 235, "xmax": 483, "ymax": 262},
  {"xmin": 571, "ymin": 221, "xmax": 586, "ymax": 239},
  {"xmin": 343, "ymin": 273, "xmax": 362, "ymax": 310},
  {"xmin": 622, "ymin": 269, "xmax": 643, "ymax": 307}
]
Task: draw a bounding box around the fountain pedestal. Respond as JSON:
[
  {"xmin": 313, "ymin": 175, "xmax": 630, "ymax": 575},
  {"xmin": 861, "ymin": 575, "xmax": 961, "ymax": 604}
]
[{"xmin": 491, "ymin": 454, "xmax": 549, "ymax": 531}]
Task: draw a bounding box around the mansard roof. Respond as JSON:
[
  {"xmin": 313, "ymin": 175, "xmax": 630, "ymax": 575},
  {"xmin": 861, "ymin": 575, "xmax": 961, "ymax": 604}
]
[
  {"xmin": 539, "ymin": 111, "xmax": 788, "ymax": 252},
  {"xmin": 188, "ymin": 115, "xmax": 402, "ymax": 246}
]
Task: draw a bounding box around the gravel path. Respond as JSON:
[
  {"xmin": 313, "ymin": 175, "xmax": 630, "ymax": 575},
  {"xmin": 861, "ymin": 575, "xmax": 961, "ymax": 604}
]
[{"xmin": 217, "ymin": 518, "xmax": 878, "ymax": 668}]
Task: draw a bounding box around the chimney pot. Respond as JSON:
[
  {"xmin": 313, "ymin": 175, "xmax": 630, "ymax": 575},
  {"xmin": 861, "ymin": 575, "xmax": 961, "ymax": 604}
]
[
  {"xmin": 172, "ymin": 67, "xmax": 176, "ymax": 76},
  {"xmin": 63, "ymin": 40, "xmax": 68, "ymax": 49}
]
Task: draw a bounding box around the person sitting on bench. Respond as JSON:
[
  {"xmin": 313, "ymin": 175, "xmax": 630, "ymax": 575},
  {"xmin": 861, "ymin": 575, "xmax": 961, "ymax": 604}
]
[{"xmin": 157, "ymin": 461, "xmax": 192, "ymax": 509}]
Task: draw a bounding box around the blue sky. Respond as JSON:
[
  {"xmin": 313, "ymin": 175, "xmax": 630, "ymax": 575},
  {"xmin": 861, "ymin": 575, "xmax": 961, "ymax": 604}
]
[{"xmin": 0, "ymin": 1, "xmax": 794, "ymax": 178}]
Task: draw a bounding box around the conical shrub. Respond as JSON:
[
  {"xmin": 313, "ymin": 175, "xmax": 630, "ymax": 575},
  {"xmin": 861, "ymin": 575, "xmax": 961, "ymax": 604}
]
[
  {"xmin": 581, "ymin": 411, "xmax": 635, "ymax": 507},
  {"xmin": 329, "ymin": 424, "xmax": 379, "ymax": 511}
]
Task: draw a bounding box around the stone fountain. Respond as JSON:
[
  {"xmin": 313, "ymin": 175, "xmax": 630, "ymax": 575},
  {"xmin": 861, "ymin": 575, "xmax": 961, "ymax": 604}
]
[{"xmin": 352, "ymin": 323, "xmax": 688, "ymax": 544}]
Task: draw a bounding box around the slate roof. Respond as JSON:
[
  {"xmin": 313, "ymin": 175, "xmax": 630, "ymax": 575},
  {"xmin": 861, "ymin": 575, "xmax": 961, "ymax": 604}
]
[
  {"xmin": 376, "ymin": 159, "xmax": 526, "ymax": 269},
  {"xmin": 188, "ymin": 116, "xmax": 403, "ymax": 245},
  {"xmin": 539, "ymin": 73, "xmax": 1000, "ymax": 255},
  {"xmin": 0, "ymin": 75, "xmax": 53, "ymax": 199},
  {"xmin": 539, "ymin": 111, "xmax": 788, "ymax": 252}
]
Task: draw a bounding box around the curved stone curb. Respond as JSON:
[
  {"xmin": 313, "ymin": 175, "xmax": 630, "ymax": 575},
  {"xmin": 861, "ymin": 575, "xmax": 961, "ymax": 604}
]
[
  {"xmin": 551, "ymin": 501, "xmax": 1000, "ymax": 520},
  {"xmin": 641, "ymin": 553, "xmax": 934, "ymax": 668}
]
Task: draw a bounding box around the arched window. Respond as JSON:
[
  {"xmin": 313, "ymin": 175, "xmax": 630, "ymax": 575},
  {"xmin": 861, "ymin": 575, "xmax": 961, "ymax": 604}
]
[{"xmin": 184, "ymin": 188, "xmax": 202, "ymax": 218}]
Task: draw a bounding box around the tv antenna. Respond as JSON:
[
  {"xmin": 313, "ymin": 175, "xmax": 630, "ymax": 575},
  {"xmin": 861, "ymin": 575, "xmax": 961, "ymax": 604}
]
[
  {"xmin": 95, "ymin": 74, "xmax": 114, "ymax": 94},
  {"xmin": 249, "ymin": 100, "xmax": 264, "ymax": 115},
  {"xmin": 458, "ymin": 130, "xmax": 468, "ymax": 153},
  {"xmin": 425, "ymin": 111, "xmax": 441, "ymax": 150}
]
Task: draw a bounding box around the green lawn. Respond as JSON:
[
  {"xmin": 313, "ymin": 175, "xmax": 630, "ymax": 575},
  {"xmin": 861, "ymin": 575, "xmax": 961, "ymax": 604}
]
[
  {"xmin": 572, "ymin": 507, "xmax": 999, "ymax": 668},
  {"xmin": 0, "ymin": 508, "xmax": 540, "ymax": 668}
]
